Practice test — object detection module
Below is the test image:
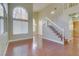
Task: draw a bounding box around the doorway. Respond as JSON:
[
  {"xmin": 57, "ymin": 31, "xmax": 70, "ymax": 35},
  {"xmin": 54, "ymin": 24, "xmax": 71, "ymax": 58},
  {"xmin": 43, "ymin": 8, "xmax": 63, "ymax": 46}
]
[{"xmin": 72, "ymin": 18, "xmax": 79, "ymax": 47}]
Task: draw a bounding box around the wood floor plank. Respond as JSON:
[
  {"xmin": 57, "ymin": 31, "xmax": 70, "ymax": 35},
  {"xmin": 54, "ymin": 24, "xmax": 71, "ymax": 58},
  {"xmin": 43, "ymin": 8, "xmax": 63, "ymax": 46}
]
[{"xmin": 6, "ymin": 38, "xmax": 79, "ymax": 56}]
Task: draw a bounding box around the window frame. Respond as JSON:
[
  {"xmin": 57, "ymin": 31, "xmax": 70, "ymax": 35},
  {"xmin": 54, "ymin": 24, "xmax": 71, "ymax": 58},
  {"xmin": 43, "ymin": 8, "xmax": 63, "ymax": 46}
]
[
  {"xmin": 0, "ymin": 3, "xmax": 6, "ymax": 34},
  {"xmin": 13, "ymin": 7, "xmax": 29, "ymax": 34}
]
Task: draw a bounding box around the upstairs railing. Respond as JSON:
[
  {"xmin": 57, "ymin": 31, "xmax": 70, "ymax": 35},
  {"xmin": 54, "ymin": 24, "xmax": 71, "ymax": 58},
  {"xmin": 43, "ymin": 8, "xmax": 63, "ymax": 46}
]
[
  {"xmin": 64, "ymin": 3, "xmax": 78, "ymax": 9},
  {"xmin": 45, "ymin": 17, "xmax": 64, "ymax": 42}
]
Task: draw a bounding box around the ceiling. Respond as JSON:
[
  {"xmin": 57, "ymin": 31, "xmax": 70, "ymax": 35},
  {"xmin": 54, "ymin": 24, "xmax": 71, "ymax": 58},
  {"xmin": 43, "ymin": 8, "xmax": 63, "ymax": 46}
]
[{"xmin": 33, "ymin": 3, "xmax": 50, "ymax": 12}]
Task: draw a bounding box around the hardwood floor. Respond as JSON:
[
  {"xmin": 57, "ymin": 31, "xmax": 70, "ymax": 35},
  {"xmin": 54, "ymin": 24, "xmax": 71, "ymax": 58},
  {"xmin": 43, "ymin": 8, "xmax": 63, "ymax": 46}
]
[{"xmin": 6, "ymin": 38, "xmax": 79, "ymax": 56}]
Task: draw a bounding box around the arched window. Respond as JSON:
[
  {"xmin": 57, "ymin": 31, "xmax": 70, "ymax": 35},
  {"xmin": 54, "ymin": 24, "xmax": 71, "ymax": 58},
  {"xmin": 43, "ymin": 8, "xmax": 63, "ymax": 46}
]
[
  {"xmin": 0, "ymin": 4, "xmax": 4, "ymax": 34},
  {"xmin": 13, "ymin": 7, "xmax": 28, "ymax": 34},
  {"xmin": 13, "ymin": 7, "xmax": 28, "ymax": 20}
]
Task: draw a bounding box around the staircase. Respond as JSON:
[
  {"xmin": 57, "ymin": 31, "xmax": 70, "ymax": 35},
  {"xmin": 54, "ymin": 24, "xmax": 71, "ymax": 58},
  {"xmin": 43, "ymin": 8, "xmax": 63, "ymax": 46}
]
[
  {"xmin": 43, "ymin": 17, "xmax": 65, "ymax": 45},
  {"xmin": 48, "ymin": 25, "xmax": 64, "ymax": 41}
]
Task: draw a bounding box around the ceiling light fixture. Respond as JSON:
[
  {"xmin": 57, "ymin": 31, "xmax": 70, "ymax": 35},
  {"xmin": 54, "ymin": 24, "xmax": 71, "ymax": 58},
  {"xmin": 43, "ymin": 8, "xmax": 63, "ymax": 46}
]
[
  {"xmin": 74, "ymin": 14, "xmax": 79, "ymax": 18},
  {"xmin": 51, "ymin": 11, "xmax": 55, "ymax": 14}
]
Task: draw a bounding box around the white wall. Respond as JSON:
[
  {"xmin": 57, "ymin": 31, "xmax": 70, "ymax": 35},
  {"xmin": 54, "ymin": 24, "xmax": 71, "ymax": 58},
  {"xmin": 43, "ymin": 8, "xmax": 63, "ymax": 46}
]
[
  {"xmin": 0, "ymin": 4, "xmax": 9, "ymax": 55},
  {"xmin": 0, "ymin": 32, "xmax": 8, "ymax": 56},
  {"xmin": 8, "ymin": 3, "xmax": 33, "ymax": 40},
  {"xmin": 39, "ymin": 4, "xmax": 79, "ymax": 40},
  {"xmin": 43, "ymin": 24, "xmax": 64, "ymax": 44}
]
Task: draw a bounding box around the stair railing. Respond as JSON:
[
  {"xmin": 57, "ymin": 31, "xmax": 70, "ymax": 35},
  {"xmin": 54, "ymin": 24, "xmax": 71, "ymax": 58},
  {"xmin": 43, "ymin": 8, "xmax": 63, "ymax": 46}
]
[{"xmin": 45, "ymin": 17, "xmax": 64, "ymax": 42}]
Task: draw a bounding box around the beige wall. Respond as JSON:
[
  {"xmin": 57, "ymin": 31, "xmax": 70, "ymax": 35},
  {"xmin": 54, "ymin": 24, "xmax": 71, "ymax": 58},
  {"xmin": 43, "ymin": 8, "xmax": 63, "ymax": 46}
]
[{"xmin": 33, "ymin": 12, "xmax": 40, "ymax": 35}]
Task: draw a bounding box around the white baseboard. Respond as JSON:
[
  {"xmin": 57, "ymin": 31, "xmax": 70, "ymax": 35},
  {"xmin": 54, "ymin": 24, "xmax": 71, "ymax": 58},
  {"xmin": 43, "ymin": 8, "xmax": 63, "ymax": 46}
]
[
  {"xmin": 9, "ymin": 37, "xmax": 33, "ymax": 43},
  {"xmin": 3, "ymin": 41, "xmax": 9, "ymax": 56},
  {"xmin": 43, "ymin": 36, "xmax": 64, "ymax": 45},
  {"xmin": 3, "ymin": 37, "xmax": 33, "ymax": 56},
  {"xmin": 3, "ymin": 35, "xmax": 64, "ymax": 56}
]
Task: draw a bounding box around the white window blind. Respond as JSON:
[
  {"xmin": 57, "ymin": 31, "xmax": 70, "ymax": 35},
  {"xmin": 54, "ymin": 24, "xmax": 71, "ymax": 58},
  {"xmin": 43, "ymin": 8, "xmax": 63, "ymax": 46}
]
[{"xmin": 13, "ymin": 7, "xmax": 28, "ymax": 34}]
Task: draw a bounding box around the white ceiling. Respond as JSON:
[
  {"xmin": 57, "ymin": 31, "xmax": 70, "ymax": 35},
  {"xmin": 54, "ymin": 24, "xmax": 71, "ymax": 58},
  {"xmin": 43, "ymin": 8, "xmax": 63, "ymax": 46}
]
[{"xmin": 33, "ymin": 3, "xmax": 50, "ymax": 12}]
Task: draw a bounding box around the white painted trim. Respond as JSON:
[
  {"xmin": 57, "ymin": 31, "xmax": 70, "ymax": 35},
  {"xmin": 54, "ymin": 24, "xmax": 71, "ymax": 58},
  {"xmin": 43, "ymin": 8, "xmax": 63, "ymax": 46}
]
[
  {"xmin": 2, "ymin": 36, "xmax": 64, "ymax": 56},
  {"xmin": 9, "ymin": 37, "xmax": 33, "ymax": 43},
  {"xmin": 3, "ymin": 37, "xmax": 33, "ymax": 56},
  {"xmin": 43, "ymin": 36, "xmax": 64, "ymax": 45},
  {"xmin": 72, "ymin": 17, "xmax": 79, "ymax": 21},
  {"xmin": 3, "ymin": 41, "xmax": 9, "ymax": 56},
  {"xmin": 73, "ymin": 19, "xmax": 79, "ymax": 21}
]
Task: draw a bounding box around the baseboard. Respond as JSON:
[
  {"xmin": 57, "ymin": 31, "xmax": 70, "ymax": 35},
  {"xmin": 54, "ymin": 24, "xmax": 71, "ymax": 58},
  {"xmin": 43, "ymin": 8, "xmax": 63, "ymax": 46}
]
[
  {"xmin": 3, "ymin": 37, "xmax": 33, "ymax": 56},
  {"xmin": 9, "ymin": 37, "xmax": 33, "ymax": 43},
  {"xmin": 3, "ymin": 35, "xmax": 64, "ymax": 56},
  {"xmin": 3, "ymin": 41, "xmax": 9, "ymax": 56},
  {"xmin": 43, "ymin": 36, "xmax": 64, "ymax": 45}
]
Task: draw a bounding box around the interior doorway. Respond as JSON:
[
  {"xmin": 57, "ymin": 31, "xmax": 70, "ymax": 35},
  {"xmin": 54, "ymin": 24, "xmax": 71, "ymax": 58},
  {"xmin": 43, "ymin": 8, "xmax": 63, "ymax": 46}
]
[{"xmin": 72, "ymin": 17, "xmax": 79, "ymax": 47}]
